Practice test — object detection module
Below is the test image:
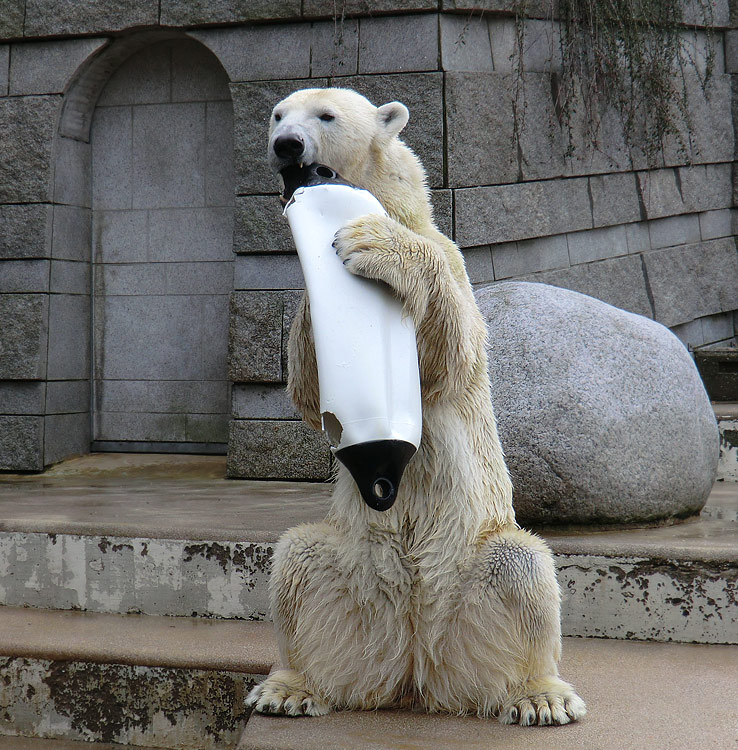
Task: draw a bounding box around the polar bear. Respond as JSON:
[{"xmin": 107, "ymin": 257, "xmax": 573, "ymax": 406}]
[{"xmin": 246, "ymin": 88, "xmax": 586, "ymax": 726}]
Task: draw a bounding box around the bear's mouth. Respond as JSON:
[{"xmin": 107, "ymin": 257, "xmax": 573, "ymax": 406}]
[{"xmin": 279, "ymin": 163, "xmax": 344, "ymax": 205}]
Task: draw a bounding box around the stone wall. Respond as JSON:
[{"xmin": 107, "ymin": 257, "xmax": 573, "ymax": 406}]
[{"xmin": 1, "ymin": 1, "xmax": 737, "ymax": 474}]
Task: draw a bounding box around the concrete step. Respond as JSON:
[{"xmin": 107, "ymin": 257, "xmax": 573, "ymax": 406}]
[
  {"xmin": 0, "ymin": 738, "xmax": 164, "ymax": 749},
  {"xmin": 0, "ymin": 606, "xmax": 278, "ymax": 749},
  {"xmin": 237, "ymin": 638, "xmax": 738, "ymax": 750},
  {"xmin": 1, "ymin": 454, "xmax": 736, "ymax": 643}
]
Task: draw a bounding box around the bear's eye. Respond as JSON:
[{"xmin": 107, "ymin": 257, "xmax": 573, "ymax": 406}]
[
  {"xmin": 319, "ymin": 113, "xmax": 335, "ymax": 122},
  {"xmin": 274, "ymin": 113, "xmax": 282, "ymax": 122}
]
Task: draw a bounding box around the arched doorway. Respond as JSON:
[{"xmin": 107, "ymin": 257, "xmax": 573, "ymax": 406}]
[{"xmin": 89, "ymin": 38, "xmax": 234, "ymax": 453}]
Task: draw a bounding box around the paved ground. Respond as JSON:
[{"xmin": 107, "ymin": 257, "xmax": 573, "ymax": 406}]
[{"xmin": 239, "ymin": 637, "xmax": 738, "ymax": 750}]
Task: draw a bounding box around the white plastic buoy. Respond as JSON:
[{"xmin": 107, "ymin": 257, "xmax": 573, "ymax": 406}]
[{"xmin": 282, "ymin": 163, "xmax": 422, "ymax": 511}]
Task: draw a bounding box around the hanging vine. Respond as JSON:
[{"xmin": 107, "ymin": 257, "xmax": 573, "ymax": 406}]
[{"xmin": 513, "ymin": 0, "xmax": 716, "ymax": 166}]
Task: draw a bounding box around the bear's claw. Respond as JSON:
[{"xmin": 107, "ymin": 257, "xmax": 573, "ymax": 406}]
[
  {"xmin": 246, "ymin": 670, "xmax": 331, "ymax": 717},
  {"xmin": 497, "ymin": 679, "xmax": 586, "ymax": 726}
]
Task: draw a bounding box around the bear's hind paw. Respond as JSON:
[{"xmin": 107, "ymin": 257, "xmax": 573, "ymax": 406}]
[
  {"xmin": 498, "ymin": 679, "xmax": 586, "ymax": 726},
  {"xmin": 246, "ymin": 670, "xmax": 331, "ymax": 717}
]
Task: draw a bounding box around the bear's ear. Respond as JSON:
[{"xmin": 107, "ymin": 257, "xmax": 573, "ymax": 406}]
[{"xmin": 377, "ymin": 102, "xmax": 409, "ymax": 139}]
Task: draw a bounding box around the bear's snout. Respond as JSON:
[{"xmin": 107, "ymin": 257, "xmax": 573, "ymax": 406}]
[{"xmin": 273, "ymin": 134, "xmax": 305, "ymax": 162}]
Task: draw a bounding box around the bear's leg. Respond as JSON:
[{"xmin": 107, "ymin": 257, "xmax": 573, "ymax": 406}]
[
  {"xmin": 246, "ymin": 520, "xmax": 412, "ymax": 716},
  {"xmin": 463, "ymin": 527, "xmax": 586, "ymax": 725}
]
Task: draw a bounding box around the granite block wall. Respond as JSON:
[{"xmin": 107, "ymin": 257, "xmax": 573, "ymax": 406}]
[{"xmin": 1, "ymin": 2, "xmax": 737, "ymax": 476}]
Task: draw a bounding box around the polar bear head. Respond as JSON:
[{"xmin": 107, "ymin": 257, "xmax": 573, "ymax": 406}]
[{"xmin": 268, "ymin": 87, "xmax": 432, "ymax": 232}]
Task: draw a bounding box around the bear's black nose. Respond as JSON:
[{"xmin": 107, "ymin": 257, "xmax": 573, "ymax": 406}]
[{"xmin": 273, "ymin": 135, "xmax": 305, "ymax": 160}]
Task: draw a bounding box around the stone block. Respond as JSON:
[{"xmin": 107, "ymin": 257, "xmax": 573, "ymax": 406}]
[
  {"xmin": 0, "ymin": 204, "xmax": 53, "ymax": 259},
  {"xmin": 235, "ymin": 195, "xmax": 292, "ymax": 253},
  {"xmin": 477, "ymin": 281, "xmax": 717, "ymax": 525},
  {"xmin": 678, "ymin": 163, "xmax": 733, "ymax": 213},
  {"xmin": 132, "ymin": 102, "xmax": 207, "ymax": 209},
  {"xmin": 190, "ymin": 25, "xmax": 311, "ymax": 83},
  {"xmin": 229, "ymin": 291, "xmax": 284, "ymax": 382},
  {"xmin": 232, "ymin": 383, "xmax": 299, "ymax": 419},
  {"xmin": 726, "ymin": 30, "xmax": 738, "ymax": 73},
  {"xmin": 567, "ymin": 225, "xmax": 629, "ymax": 266},
  {"xmin": 47, "ymin": 294, "xmax": 90, "ymax": 380},
  {"xmin": 91, "ymin": 106, "xmax": 132, "ymax": 210},
  {"xmin": 455, "ymin": 178, "xmax": 592, "ymax": 247},
  {"xmin": 339, "ymin": 73, "xmax": 444, "ymax": 188},
  {"xmin": 492, "ymin": 234, "xmax": 569, "ymax": 279},
  {"xmin": 701, "ymin": 312, "xmax": 735, "ymax": 345},
  {"xmin": 24, "ymin": 0, "xmax": 158, "ymax": 37},
  {"xmin": 440, "ymin": 14, "xmax": 493, "ymax": 73},
  {"xmin": 0, "ymin": 96, "xmax": 58, "ymax": 203},
  {"xmin": 663, "ymin": 74, "xmax": 733, "ymax": 167},
  {"xmin": 637, "ymin": 169, "xmax": 682, "ymax": 220},
  {"xmin": 97, "ymin": 411, "xmax": 187, "ymax": 442},
  {"xmin": 462, "ymin": 246, "xmax": 494, "ymax": 284},
  {"xmin": 46, "ymin": 380, "xmax": 90, "ymax": 414},
  {"xmin": 359, "ymin": 14, "xmax": 438, "ymax": 74},
  {"xmin": 185, "ymin": 414, "xmax": 229, "ymax": 443},
  {"xmin": 430, "ymin": 189, "xmax": 453, "ymax": 239},
  {"xmin": 96, "ymin": 42, "xmax": 172, "ymax": 108},
  {"xmin": 50, "ymin": 260, "xmax": 89, "ymax": 295},
  {"xmin": 519, "ymin": 254, "xmax": 653, "ymax": 319},
  {"xmin": 44, "ymin": 412, "xmax": 90, "ymax": 466},
  {"xmin": 0, "ymin": 45, "xmax": 8, "ymax": 94},
  {"xmin": 205, "ymin": 101, "xmax": 236, "ymax": 208},
  {"xmin": 310, "ymin": 19, "xmax": 359, "ymax": 78},
  {"xmin": 161, "ymin": 0, "xmax": 301, "ymax": 26},
  {"xmin": 625, "ymin": 222, "xmax": 651, "ymax": 254},
  {"xmin": 234, "ymin": 254, "xmax": 304, "ymax": 291},
  {"xmin": 303, "ymin": 0, "xmax": 436, "ymax": 14},
  {"xmin": 98, "ymin": 261, "xmax": 232, "ymax": 296},
  {"xmin": 0, "ymin": 2, "xmax": 23, "ymax": 39},
  {"xmin": 670, "ymin": 318, "xmax": 704, "ymax": 350},
  {"xmin": 0, "ymin": 382, "xmax": 46, "ymax": 415},
  {"xmin": 147, "ymin": 207, "xmax": 234, "ymax": 262},
  {"xmin": 9, "ymin": 39, "xmax": 105, "ymax": 95},
  {"xmin": 97, "ymin": 380, "xmax": 228, "ymax": 415},
  {"xmin": 53, "ymin": 136, "xmax": 91, "ymax": 208},
  {"xmin": 521, "ymin": 18, "xmax": 562, "ymax": 72},
  {"xmin": 227, "ymin": 419, "xmax": 331, "ymax": 480},
  {"xmin": 487, "ymin": 17, "xmax": 516, "ymax": 73},
  {"xmin": 0, "ymin": 260, "xmax": 50, "ymax": 293},
  {"xmin": 700, "ymin": 208, "xmax": 734, "ymax": 240},
  {"xmin": 589, "ymin": 172, "xmax": 642, "ymax": 228},
  {"xmin": 92, "ymin": 210, "xmax": 147, "ymax": 263},
  {"xmin": 446, "ymin": 71, "xmax": 567, "ymax": 187},
  {"xmin": 0, "ymin": 294, "xmax": 49, "ymax": 380},
  {"xmin": 648, "ymin": 215, "xmax": 701, "ymax": 250},
  {"xmin": 0, "ymin": 416, "xmax": 44, "ymax": 471},
  {"xmin": 644, "ymin": 238, "xmax": 738, "ymax": 327},
  {"xmin": 172, "ymin": 39, "xmax": 231, "ymax": 102},
  {"xmin": 52, "ymin": 206, "xmax": 91, "ymax": 262},
  {"xmin": 231, "ymin": 79, "xmax": 327, "ymax": 195}
]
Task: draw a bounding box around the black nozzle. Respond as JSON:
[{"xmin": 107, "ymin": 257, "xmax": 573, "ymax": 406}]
[
  {"xmin": 280, "ymin": 162, "xmax": 355, "ymax": 202},
  {"xmin": 335, "ymin": 440, "xmax": 416, "ymax": 512}
]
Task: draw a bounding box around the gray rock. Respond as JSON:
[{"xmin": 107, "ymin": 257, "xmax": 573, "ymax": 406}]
[
  {"xmin": 0, "ymin": 1, "xmax": 23, "ymax": 39},
  {"xmin": 0, "ymin": 294, "xmax": 49, "ymax": 380},
  {"xmin": 0, "ymin": 416, "xmax": 44, "ymax": 472},
  {"xmin": 160, "ymin": 0, "xmax": 301, "ymax": 26},
  {"xmin": 24, "ymin": 0, "xmax": 158, "ymax": 37},
  {"xmin": 476, "ymin": 281, "xmax": 718, "ymax": 526},
  {"xmin": 1, "ymin": 204, "xmax": 53, "ymax": 260},
  {"xmin": 229, "ymin": 291, "xmax": 284, "ymax": 383}
]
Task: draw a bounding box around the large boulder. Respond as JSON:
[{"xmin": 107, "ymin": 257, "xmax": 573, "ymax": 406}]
[{"xmin": 476, "ymin": 281, "xmax": 718, "ymax": 526}]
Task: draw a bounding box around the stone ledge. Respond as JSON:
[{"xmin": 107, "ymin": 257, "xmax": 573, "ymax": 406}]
[{"xmin": 0, "ymin": 606, "xmax": 278, "ymax": 674}]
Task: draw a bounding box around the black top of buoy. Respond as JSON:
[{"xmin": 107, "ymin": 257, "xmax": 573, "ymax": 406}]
[
  {"xmin": 335, "ymin": 440, "xmax": 416, "ymax": 512},
  {"xmin": 280, "ymin": 162, "xmax": 355, "ymax": 202}
]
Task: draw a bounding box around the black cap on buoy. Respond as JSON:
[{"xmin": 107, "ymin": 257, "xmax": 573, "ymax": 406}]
[
  {"xmin": 335, "ymin": 440, "xmax": 416, "ymax": 512},
  {"xmin": 280, "ymin": 162, "xmax": 355, "ymax": 202}
]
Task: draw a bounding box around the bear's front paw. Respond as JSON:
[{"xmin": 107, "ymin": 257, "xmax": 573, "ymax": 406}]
[
  {"xmin": 497, "ymin": 678, "xmax": 586, "ymax": 726},
  {"xmin": 246, "ymin": 670, "xmax": 331, "ymax": 717},
  {"xmin": 333, "ymin": 214, "xmax": 399, "ymax": 282}
]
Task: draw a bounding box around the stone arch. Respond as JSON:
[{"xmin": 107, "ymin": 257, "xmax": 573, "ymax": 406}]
[{"xmin": 49, "ymin": 30, "xmax": 235, "ymax": 463}]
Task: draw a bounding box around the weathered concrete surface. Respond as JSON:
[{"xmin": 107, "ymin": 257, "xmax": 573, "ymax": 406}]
[
  {"xmin": 0, "ymin": 657, "xmax": 261, "ymax": 749},
  {"xmin": 0, "ymin": 607, "xmax": 279, "ymax": 673},
  {"xmin": 237, "ymin": 638, "xmax": 738, "ymax": 750},
  {"xmin": 0, "ymin": 737, "xmax": 163, "ymax": 749},
  {"xmin": 1, "ymin": 455, "xmax": 736, "ymax": 642}
]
